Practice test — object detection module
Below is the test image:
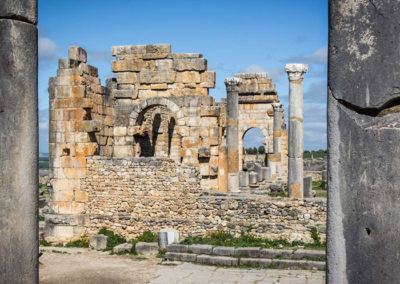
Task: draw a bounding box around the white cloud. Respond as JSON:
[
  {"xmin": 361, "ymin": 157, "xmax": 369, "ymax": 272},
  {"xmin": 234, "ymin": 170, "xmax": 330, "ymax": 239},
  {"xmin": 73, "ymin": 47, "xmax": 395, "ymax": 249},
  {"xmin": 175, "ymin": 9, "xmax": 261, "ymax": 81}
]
[
  {"xmin": 39, "ymin": 37, "xmax": 59, "ymax": 61},
  {"xmin": 87, "ymin": 50, "xmax": 112, "ymax": 62},
  {"xmin": 39, "ymin": 121, "xmax": 49, "ymax": 130},
  {"xmin": 304, "ymin": 80, "xmax": 327, "ymax": 103},
  {"xmin": 285, "ymin": 46, "xmax": 327, "ymax": 65}
]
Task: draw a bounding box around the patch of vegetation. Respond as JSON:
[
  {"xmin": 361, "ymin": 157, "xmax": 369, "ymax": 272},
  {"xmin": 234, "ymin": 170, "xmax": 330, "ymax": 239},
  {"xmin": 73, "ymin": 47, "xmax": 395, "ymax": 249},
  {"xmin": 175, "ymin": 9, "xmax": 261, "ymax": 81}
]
[
  {"xmin": 180, "ymin": 230, "xmax": 326, "ymax": 250},
  {"xmin": 98, "ymin": 228, "xmax": 126, "ymax": 251},
  {"xmin": 130, "ymin": 230, "xmax": 158, "ymax": 254},
  {"xmin": 40, "ymin": 239, "xmax": 52, "ymax": 247},
  {"xmin": 157, "ymin": 248, "xmax": 167, "ymax": 259},
  {"xmin": 38, "ymin": 215, "xmax": 45, "ymax": 222},
  {"xmin": 311, "ymin": 227, "xmax": 321, "ymax": 245},
  {"xmin": 268, "ymin": 190, "xmax": 288, "ymax": 198},
  {"xmin": 65, "ymin": 238, "xmax": 89, "ymax": 248},
  {"xmin": 275, "ymin": 254, "xmax": 283, "ymax": 260},
  {"xmin": 55, "ymin": 243, "xmax": 64, "ymax": 247},
  {"xmin": 39, "ymin": 157, "xmax": 49, "ymax": 169},
  {"xmin": 312, "ymin": 180, "xmax": 327, "ymax": 198},
  {"xmin": 51, "ymin": 250, "xmax": 68, "ymax": 254}
]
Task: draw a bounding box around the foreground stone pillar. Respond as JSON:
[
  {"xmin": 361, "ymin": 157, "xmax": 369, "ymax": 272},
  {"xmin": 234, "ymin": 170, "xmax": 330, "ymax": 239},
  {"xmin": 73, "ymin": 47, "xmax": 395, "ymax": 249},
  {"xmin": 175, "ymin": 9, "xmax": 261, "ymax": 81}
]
[
  {"xmin": 328, "ymin": 1, "xmax": 400, "ymax": 283},
  {"xmin": 218, "ymin": 145, "xmax": 228, "ymax": 192},
  {"xmin": 225, "ymin": 78, "xmax": 242, "ymax": 192},
  {"xmin": 0, "ymin": 0, "xmax": 38, "ymax": 283},
  {"xmin": 285, "ymin": 64, "xmax": 308, "ymax": 198}
]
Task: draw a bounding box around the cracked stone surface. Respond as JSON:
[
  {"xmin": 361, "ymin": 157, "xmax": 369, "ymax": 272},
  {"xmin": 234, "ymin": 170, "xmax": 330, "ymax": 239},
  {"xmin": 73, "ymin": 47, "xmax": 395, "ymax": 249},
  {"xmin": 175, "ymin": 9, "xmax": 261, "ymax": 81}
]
[
  {"xmin": 39, "ymin": 247, "xmax": 325, "ymax": 284},
  {"xmin": 328, "ymin": 0, "xmax": 400, "ymax": 283}
]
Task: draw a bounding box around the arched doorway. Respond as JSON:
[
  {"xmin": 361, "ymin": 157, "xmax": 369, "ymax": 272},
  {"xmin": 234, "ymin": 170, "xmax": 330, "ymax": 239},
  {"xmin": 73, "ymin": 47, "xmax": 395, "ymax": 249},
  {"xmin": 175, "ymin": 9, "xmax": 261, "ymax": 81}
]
[{"xmin": 242, "ymin": 127, "xmax": 267, "ymax": 170}]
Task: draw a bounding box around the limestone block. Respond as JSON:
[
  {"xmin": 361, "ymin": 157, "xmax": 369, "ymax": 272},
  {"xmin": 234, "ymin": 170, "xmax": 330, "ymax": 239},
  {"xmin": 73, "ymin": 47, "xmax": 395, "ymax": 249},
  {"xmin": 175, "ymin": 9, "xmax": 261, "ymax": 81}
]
[
  {"xmin": 55, "ymin": 85, "xmax": 86, "ymax": 99},
  {"xmin": 303, "ymin": 176, "xmax": 313, "ymax": 198},
  {"xmin": 139, "ymin": 70, "xmax": 176, "ymax": 84},
  {"xmin": 135, "ymin": 242, "xmax": 159, "ymax": 255},
  {"xmin": 210, "ymin": 146, "xmax": 219, "ymax": 156},
  {"xmin": 57, "ymin": 156, "xmax": 87, "ymax": 168},
  {"xmin": 74, "ymin": 191, "xmax": 88, "ymax": 202},
  {"xmin": 173, "ymin": 58, "xmax": 207, "ymax": 71},
  {"xmin": 112, "ymin": 59, "xmax": 142, "ymax": 72},
  {"xmin": 0, "ymin": 0, "xmax": 37, "ymax": 24},
  {"xmin": 155, "ymin": 59, "xmax": 173, "ymax": 70},
  {"xmin": 52, "ymin": 190, "xmax": 74, "ymax": 202},
  {"xmin": 113, "ymin": 127, "xmax": 127, "ymax": 137},
  {"xmin": 199, "ymin": 164, "xmax": 210, "ymax": 176},
  {"xmin": 115, "ymin": 72, "xmax": 139, "ymax": 84},
  {"xmin": 112, "ymin": 89, "xmax": 137, "ymax": 99},
  {"xmin": 239, "ymin": 171, "xmax": 249, "ymax": 187},
  {"xmin": 68, "ymin": 46, "xmax": 87, "ymax": 63},
  {"xmin": 79, "ymin": 63, "xmax": 98, "ymax": 77},
  {"xmin": 189, "ymin": 244, "xmax": 213, "ymax": 254},
  {"xmin": 112, "ymin": 243, "xmax": 133, "ymax": 253},
  {"xmin": 56, "ymin": 75, "xmax": 86, "ymax": 86},
  {"xmin": 57, "ymin": 68, "xmax": 84, "ymax": 77},
  {"xmin": 52, "ymin": 178, "xmax": 80, "ymax": 192},
  {"xmin": 209, "ymin": 127, "xmax": 219, "ymax": 138},
  {"xmin": 113, "ymin": 145, "xmax": 133, "ymax": 158},
  {"xmin": 89, "ymin": 235, "xmax": 108, "ymax": 250},
  {"xmin": 198, "ymin": 147, "xmax": 211, "ymax": 158},
  {"xmin": 249, "ymin": 172, "xmax": 258, "ymax": 185},
  {"xmin": 166, "ymin": 244, "xmax": 189, "ymax": 253},
  {"xmin": 199, "ymin": 126, "xmax": 209, "ymax": 137},
  {"xmin": 58, "ymin": 58, "xmax": 79, "ymax": 69},
  {"xmin": 201, "ymin": 117, "xmax": 218, "ymax": 127},
  {"xmin": 182, "ymin": 137, "xmax": 201, "ymax": 148},
  {"xmin": 172, "ymin": 53, "xmax": 202, "ymax": 59},
  {"xmin": 176, "ymin": 71, "xmax": 201, "ymax": 83},
  {"xmin": 151, "ymin": 83, "xmax": 168, "ymax": 90},
  {"xmin": 159, "ymin": 228, "xmax": 180, "ymax": 244},
  {"xmin": 234, "ymin": 247, "xmax": 260, "ymax": 258},
  {"xmin": 165, "ymin": 252, "xmax": 197, "ymax": 262},
  {"xmin": 189, "ymin": 126, "xmax": 200, "ymax": 137},
  {"xmin": 200, "ymin": 71, "xmax": 216, "ymax": 88},
  {"xmin": 200, "ymin": 106, "xmax": 219, "ymax": 117}
]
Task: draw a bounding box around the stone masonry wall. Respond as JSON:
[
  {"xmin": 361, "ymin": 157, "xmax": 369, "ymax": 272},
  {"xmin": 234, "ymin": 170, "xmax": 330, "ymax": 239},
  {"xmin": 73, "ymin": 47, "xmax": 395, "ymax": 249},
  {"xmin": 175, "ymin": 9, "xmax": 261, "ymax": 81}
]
[{"xmin": 83, "ymin": 157, "xmax": 326, "ymax": 243}]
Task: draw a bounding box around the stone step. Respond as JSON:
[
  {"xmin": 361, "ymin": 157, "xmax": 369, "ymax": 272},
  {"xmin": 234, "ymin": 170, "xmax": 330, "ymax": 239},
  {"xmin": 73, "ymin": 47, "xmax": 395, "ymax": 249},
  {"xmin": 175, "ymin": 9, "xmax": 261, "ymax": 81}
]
[
  {"xmin": 165, "ymin": 252, "xmax": 325, "ymax": 270},
  {"xmin": 166, "ymin": 244, "xmax": 325, "ymax": 261}
]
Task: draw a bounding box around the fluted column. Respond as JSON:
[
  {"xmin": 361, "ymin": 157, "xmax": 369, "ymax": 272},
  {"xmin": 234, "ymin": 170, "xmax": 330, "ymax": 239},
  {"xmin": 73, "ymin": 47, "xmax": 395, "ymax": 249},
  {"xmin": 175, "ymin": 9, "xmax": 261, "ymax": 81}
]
[
  {"xmin": 285, "ymin": 64, "xmax": 308, "ymax": 198},
  {"xmin": 225, "ymin": 77, "xmax": 242, "ymax": 192}
]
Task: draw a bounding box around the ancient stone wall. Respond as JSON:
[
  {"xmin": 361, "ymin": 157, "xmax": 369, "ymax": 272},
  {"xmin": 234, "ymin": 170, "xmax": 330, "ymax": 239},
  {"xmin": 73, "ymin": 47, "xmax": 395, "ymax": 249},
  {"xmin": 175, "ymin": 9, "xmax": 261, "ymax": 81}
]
[{"xmin": 82, "ymin": 157, "xmax": 326, "ymax": 242}]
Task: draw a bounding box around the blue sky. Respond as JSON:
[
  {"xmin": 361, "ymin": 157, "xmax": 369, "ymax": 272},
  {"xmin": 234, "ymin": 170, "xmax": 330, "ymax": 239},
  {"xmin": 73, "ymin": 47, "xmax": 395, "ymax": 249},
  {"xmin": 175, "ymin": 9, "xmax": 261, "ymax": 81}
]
[{"xmin": 38, "ymin": 0, "xmax": 328, "ymax": 154}]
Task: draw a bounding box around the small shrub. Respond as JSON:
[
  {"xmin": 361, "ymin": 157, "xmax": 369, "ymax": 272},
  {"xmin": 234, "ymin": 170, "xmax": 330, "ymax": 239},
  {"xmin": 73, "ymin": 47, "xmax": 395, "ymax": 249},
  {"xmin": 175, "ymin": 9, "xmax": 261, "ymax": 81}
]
[
  {"xmin": 98, "ymin": 228, "xmax": 126, "ymax": 251},
  {"xmin": 311, "ymin": 227, "xmax": 321, "ymax": 245},
  {"xmin": 55, "ymin": 243, "xmax": 64, "ymax": 247},
  {"xmin": 137, "ymin": 231, "xmax": 157, "ymax": 242},
  {"xmin": 40, "ymin": 239, "xmax": 52, "ymax": 247},
  {"xmin": 157, "ymin": 248, "xmax": 167, "ymax": 259},
  {"xmin": 38, "ymin": 215, "xmax": 45, "ymax": 222}
]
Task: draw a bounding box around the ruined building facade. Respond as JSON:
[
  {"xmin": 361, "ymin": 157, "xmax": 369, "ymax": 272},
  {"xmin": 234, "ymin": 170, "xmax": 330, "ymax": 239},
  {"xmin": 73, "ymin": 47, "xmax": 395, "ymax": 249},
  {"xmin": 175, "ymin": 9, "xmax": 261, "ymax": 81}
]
[{"xmin": 46, "ymin": 44, "xmax": 325, "ymax": 242}]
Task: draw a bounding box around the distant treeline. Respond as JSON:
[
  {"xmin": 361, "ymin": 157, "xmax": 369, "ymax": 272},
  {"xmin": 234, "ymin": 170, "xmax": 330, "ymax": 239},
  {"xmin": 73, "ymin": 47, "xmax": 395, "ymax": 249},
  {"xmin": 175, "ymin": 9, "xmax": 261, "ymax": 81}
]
[
  {"xmin": 243, "ymin": 146, "xmax": 265, "ymax": 154},
  {"xmin": 39, "ymin": 157, "xmax": 49, "ymax": 169},
  {"xmin": 303, "ymin": 150, "xmax": 327, "ymax": 158}
]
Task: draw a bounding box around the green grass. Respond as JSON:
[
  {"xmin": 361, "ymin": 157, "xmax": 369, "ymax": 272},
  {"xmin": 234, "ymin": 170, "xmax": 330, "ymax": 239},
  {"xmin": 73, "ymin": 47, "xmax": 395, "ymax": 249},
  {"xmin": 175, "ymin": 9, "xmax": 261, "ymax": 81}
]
[
  {"xmin": 39, "ymin": 157, "xmax": 49, "ymax": 169},
  {"xmin": 157, "ymin": 248, "xmax": 167, "ymax": 259},
  {"xmin": 39, "ymin": 215, "xmax": 45, "ymax": 222},
  {"xmin": 40, "ymin": 239, "xmax": 52, "ymax": 247},
  {"xmin": 312, "ymin": 180, "xmax": 327, "ymax": 198},
  {"xmin": 180, "ymin": 230, "xmax": 325, "ymax": 250},
  {"xmin": 98, "ymin": 228, "xmax": 126, "ymax": 251}
]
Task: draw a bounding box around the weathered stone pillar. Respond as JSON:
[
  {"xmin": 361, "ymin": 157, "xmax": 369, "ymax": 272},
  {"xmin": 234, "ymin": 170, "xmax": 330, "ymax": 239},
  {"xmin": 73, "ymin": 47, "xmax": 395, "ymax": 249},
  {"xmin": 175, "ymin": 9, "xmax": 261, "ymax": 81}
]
[
  {"xmin": 328, "ymin": 1, "xmax": 400, "ymax": 283},
  {"xmin": 225, "ymin": 78, "xmax": 242, "ymax": 192},
  {"xmin": 0, "ymin": 0, "xmax": 38, "ymax": 283},
  {"xmin": 285, "ymin": 64, "xmax": 308, "ymax": 198},
  {"xmin": 218, "ymin": 145, "xmax": 228, "ymax": 192},
  {"xmin": 272, "ymin": 102, "xmax": 283, "ymax": 154}
]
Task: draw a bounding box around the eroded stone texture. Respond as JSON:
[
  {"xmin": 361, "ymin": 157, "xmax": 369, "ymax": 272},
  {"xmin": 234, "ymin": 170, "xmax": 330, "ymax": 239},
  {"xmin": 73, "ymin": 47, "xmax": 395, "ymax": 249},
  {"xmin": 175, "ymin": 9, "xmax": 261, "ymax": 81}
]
[
  {"xmin": 328, "ymin": 1, "xmax": 400, "ymax": 283},
  {"xmin": 0, "ymin": 8, "xmax": 38, "ymax": 284}
]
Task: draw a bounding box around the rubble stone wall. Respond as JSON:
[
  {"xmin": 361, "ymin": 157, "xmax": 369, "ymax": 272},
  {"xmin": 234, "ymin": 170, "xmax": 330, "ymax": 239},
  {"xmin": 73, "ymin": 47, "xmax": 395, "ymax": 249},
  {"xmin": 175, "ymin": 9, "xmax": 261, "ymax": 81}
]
[{"xmin": 83, "ymin": 156, "xmax": 326, "ymax": 242}]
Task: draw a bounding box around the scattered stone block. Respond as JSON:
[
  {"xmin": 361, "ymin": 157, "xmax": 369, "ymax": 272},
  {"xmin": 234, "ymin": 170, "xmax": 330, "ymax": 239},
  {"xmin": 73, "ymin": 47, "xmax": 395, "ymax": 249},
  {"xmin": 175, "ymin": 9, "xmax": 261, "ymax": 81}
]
[
  {"xmin": 208, "ymin": 255, "xmax": 238, "ymax": 266},
  {"xmin": 259, "ymin": 248, "xmax": 293, "ymax": 259},
  {"xmin": 112, "ymin": 243, "xmax": 133, "ymax": 253},
  {"xmin": 135, "ymin": 242, "xmax": 159, "ymax": 255},
  {"xmin": 89, "ymin": 235, "xmax": 108, "ymax": 250},
  {"xmin": 159, "ymin": 228, "xmax": 180, "ymax": 244},
  {"xmin": 249, "ymin": 172, "xmax": 258, "ymax": 185},
  {"xmin": 303, "ymin": 176, "xmax": 313, "ymax": 198},
  {"xmin": 239, "ymin": 171, "xmax": 249, "ymax": 187}
]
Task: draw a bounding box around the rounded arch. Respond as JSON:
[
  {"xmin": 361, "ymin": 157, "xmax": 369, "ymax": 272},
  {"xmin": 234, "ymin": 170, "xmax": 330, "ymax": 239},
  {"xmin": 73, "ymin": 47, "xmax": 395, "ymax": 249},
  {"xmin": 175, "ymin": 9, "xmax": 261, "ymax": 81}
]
[
  {"xmin": 129, "ymin": 97, "xmax": 184, "ymax": 129},
  {"xmin": 241, "ymin": 127, "xmax": 269, "ymax": 170}
]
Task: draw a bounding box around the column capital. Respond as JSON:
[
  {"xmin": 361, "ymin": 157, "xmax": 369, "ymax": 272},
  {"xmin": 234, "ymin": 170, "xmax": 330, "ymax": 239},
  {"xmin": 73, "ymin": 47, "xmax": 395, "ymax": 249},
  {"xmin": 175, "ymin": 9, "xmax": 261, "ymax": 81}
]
[
  {"xmin": 224, "ymin": 77, "xmax": 242, "ymax": 91},
  {"xmin": 272, "ymin": 102, "xmax": 283, "ymax": 111},
  {"xmin": 285, "ymin": 63, "xmax": 308, "ymax": 81}
]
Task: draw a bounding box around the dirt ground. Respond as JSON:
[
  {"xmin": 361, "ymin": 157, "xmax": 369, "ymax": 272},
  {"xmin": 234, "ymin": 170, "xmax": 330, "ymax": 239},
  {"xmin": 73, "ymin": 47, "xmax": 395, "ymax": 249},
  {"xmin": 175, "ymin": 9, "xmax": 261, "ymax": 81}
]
[{"xmin": 39, "ymin": 247, "xmax": 325, "ymax": 284}]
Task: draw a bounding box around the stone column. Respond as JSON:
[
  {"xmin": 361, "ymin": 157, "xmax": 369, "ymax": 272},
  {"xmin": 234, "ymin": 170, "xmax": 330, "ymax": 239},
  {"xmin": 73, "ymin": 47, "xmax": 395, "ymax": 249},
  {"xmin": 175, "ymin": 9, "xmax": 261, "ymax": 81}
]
[
  {"xmin": 285, "ymin": 64, "xmax": 308, "ymax": 198},
  {"xmin": 272, "ymin": 103, "xmax": 283, "ymax": 154},
  {"xmin": 218, "ymin": 145, "xmax": 228, "ymax": 192},
  {"xmin": 0, "ymin": 0, "xmax": 38, "ymax": 283},
  {"xmin": 225, "ymin": 77, "xmax": 242, "ymax": 192},
  {"xmin": 328, "ymin": 1, "xmax": 400, "ymax": 283}
]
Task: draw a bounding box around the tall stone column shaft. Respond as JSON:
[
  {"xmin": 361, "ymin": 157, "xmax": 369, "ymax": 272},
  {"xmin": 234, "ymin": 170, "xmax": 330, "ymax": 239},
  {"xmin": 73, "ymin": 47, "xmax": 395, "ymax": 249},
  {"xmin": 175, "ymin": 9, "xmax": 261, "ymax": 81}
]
[
  {"xmin": 328, "ymin": 1, "xmax": 400, "ymax": 283},
  {"xmin": 0, "ymin": 0, "xmax": 38, "ymax": 283},
  {"xmin": 285, "ymin": 64, "xmax": 308, "ymax": 198},
  {"xmin": 272, "ymin": 102, "xmax": 283, "ymax": 154},
  {"xmin": 225, "ymin": 77, "xmax": 242, "ymax": 192}
]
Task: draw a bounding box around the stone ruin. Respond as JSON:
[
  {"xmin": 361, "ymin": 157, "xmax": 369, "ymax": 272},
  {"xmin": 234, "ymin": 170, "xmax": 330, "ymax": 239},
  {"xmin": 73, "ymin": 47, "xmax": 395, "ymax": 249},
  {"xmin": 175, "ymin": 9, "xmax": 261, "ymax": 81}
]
[{"xmin": 44, "ymin": 44, "xmax": 325, "ymax": 242}]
